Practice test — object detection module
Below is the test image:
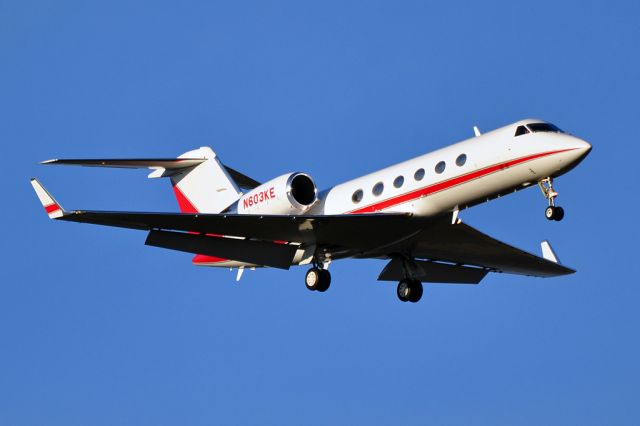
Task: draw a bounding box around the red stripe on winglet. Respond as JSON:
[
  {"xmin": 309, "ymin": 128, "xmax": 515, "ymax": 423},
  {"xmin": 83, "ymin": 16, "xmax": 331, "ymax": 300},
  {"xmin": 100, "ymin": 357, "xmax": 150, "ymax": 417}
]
[
  {"xmin": 172, "ymin": 185, "xmax": 199, "ymax": 213},
  {"xmin": 45, "ymin": 203, "xmax": 60, "ymax": 213}
]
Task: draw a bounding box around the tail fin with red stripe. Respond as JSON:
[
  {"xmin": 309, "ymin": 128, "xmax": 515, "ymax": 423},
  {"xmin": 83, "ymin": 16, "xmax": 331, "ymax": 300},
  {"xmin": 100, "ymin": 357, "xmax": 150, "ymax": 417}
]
[{"xmin": 168, "ymin": 147, "xmax": 241, "ymax": 213}]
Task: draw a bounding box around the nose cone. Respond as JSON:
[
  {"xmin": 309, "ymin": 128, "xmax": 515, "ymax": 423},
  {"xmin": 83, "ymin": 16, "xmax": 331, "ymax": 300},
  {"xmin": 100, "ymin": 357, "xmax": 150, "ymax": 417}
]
[
  {"xmin": 559, "ymin": 138, "xmax": 591, "ymax": 174},
  {"xmin": 573, "ymin": 139, "xmax": 592, "ymax": 163}
]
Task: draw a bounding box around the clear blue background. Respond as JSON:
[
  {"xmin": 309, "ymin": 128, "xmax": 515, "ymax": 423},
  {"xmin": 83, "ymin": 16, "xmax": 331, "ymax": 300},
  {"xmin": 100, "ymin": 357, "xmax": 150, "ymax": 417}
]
[{"xmin": 2, "ymin": 1, "xmax": 638, "ymax": 424}]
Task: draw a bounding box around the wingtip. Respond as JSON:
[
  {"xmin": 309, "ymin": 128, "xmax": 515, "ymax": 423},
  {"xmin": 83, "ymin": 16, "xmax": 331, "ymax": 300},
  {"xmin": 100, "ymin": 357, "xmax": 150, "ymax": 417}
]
[
  {"xmin": 30, "ymin": 178, "xmax": 65, "ymax": 219},
  {"xmin": 41, "ymin": 159, "xmax": 58, "ymax": 164},
  {"xmin": 540, "ymin": 240, "xmax": 560, "ymax": 263},
  {"xmin": 540, "ymin": 239, "xmax": 576, "ymax": 275}
]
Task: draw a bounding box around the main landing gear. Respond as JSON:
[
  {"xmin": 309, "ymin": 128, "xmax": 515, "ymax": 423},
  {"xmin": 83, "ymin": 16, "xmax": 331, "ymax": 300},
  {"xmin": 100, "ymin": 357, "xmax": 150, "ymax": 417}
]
[
  {"xmin": 539, "ymin": 177, "xmax": 565, "ymax": 221},
  {"xmin": 305, "ymin": 265, "xmax": 424, "ymax": 303},
  {"xmin": 305, "ymin": 266, "xmax": 331, "ymax": 292},
  {"xmin": 397, "ymin": 279, "xmax": 423, "ymax": 303}
]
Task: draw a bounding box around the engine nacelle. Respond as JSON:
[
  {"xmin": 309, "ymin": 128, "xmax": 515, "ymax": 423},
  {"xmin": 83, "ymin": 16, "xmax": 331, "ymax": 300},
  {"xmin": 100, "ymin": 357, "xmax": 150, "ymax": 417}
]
[{"xmin": 236, "ymin": 173, "xmax": 318, "ymax": 215}]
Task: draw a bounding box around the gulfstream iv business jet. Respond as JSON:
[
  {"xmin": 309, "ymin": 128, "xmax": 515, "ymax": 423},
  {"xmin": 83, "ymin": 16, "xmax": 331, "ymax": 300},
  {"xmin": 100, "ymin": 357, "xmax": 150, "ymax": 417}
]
[{"xmin": 31, "ymin": 119, "xmax": 591, "ymax": 303}]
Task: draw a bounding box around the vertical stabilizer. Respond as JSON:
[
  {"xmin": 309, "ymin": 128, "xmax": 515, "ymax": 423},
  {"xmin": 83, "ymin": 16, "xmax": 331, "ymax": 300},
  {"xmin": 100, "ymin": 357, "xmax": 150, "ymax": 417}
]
[{"xmin": 170, "ymin": 147, "xmax": 241, "ymax": 213}]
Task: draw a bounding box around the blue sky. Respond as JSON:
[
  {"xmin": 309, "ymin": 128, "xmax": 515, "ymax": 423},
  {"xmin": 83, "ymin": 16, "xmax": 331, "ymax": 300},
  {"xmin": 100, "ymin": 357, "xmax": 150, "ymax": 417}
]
[{"xmin": 2, "ymin": 1, "xmax": 639, "ymax": 424}]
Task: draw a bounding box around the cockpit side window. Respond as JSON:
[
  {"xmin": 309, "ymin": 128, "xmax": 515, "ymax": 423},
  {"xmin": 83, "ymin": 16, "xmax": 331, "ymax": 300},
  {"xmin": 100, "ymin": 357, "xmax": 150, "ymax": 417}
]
[
  {"xmin": 527, "ymin": 123, "xmax": 564, "ymax": 133},
  {"xmin": 515, "ymin": 125, "xmax": 530, "ymax": 137}
]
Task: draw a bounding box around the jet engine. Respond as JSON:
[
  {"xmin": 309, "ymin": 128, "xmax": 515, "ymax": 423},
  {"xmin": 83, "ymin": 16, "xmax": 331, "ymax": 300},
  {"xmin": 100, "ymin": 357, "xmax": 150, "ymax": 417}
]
[{"xmin": 236, "ymin": 172, "xmax": 318, "ymax": 215}]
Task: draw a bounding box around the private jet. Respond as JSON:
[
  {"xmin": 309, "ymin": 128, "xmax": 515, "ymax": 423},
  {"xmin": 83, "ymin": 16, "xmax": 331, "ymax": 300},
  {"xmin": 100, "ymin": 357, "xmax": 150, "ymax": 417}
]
[{"xmin": 31, "ymin": 119, "xmax": 591, "ymax": 303}]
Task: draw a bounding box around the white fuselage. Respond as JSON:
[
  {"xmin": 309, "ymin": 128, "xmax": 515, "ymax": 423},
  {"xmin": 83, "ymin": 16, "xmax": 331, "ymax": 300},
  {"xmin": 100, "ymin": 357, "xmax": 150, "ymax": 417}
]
[
  {"xmin": 197, "ymin": 119, "xmax": 591, "ymax": 268},
  {"xmin": 314, "ymin": 119, "xmax": 590, "ymax": 216}
]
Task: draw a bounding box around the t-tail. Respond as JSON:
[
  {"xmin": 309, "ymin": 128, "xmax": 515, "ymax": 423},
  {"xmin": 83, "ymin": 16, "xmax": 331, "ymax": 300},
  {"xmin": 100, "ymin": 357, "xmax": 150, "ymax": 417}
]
[{"xmin": 40, "ymin": 146, "xmax": 260, "ymax": 214}]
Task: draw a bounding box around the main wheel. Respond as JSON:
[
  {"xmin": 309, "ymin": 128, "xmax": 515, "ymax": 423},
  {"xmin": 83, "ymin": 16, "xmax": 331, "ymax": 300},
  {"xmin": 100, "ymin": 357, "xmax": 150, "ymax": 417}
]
[
  {"xmin": 305, "ymin": 268, "xmax": 322, "ymax": 291},
  {"xmin": 553, "ymin": 206, "xmax": 565, "ymax": 221},
  {"xmin": 397, "ymin": 279, "xmax": 423, "ymax": 303},
  {"xmin": 545, "ymin": 206, "xmax": 556, "ymax": 220},
  {"xmin": 316, "ymin": 269, "xmax": 331, "ymax": 292}
]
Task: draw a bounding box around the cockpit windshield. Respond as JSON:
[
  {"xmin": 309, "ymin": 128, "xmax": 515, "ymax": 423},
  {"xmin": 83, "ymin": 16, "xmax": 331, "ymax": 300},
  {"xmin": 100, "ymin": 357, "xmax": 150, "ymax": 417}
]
[
  {"xmin": 514, "ymin": 122, "xmax": 565, "ymax": 137},
  {"xmin": 526, "ymin": 123, "xmax": 564, "ymax": 133}
]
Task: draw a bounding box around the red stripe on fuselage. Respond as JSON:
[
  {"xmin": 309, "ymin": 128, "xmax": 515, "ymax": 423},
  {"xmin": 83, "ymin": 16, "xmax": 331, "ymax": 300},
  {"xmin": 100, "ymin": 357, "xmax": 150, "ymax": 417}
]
[{"xmin": 349, "ymin": 149, "xmax": 574, "ymax": 214}]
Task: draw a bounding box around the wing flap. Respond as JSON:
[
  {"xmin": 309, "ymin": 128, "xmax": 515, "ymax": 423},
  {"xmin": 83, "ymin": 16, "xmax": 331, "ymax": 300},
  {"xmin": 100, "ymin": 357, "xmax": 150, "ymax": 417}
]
[
  {"xmin": 145, "ymin": 230, "xmax": 297, "ymax": 269},
  {"xmin": 378, "ymin": 257, "xmax": 488, "ymax": 284}
]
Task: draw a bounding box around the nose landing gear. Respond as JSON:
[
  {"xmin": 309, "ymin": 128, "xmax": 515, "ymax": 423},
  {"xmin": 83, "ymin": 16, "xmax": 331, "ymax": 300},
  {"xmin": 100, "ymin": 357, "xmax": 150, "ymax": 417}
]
[
  {"xmin": 544, "ymin": 205, "xmax": 564, "ymax": 221},
  {"xmin": 539, "ymin": 177, "xmax": 564, "ymax": 221}
]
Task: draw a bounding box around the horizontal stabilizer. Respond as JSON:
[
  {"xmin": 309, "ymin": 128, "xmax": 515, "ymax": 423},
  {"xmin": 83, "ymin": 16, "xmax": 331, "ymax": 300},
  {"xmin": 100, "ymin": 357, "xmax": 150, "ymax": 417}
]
[
  {"xmin": 41, "ymin": 158, "xmax": 206, "ymax": 169},
  {"xmin": 145, "ymin": 230, "xmax": 297, "ymax": 269},
  {"xmin": 42, "ymin": 157, "xmax": 261, "ymax": 188},
  {"xmin": 378, "ymin": 257, "xmax": 488, "ymax": 284}
]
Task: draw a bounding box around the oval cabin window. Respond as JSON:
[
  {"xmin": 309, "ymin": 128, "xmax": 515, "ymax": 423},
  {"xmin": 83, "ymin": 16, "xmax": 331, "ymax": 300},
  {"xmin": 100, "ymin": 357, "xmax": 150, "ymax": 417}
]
[
  {"xmin": 352, "ymin": 189, "xmax": 363, "ymax": 203},
  {"xmin": 372, "ymin": 182, "xmax": 384, "ymax": 196}
]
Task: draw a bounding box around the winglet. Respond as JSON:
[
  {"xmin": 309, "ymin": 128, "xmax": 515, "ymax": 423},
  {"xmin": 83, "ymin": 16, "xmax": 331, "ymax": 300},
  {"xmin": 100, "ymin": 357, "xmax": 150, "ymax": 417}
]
[
  {"xmin": 30, "ymin": 178, "xmax": 65, "ymax": 219},
  {"xmin": 541, "ymin": 240, "xmax": 560, "ymax": 263}
]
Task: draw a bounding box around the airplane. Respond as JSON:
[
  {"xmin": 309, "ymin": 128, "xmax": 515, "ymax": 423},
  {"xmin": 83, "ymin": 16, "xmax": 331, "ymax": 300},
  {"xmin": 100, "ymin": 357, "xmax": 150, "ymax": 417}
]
[{"xmin": 31, "ymin": 119, "xmax": 591, "ymax": 303}]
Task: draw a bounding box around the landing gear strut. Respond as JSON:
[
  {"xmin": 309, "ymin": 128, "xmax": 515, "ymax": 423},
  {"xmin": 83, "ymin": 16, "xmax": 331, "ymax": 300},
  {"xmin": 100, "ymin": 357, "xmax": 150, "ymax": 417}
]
[
  {"xmin": 397, "ymin": 279, "xmax": 423, "ymax": 303},
  {"xmin": 539, "ymin": 177, "xmax": 564, "ymax": 221},
  {"xmin": 305, "ymin": 266, "xmax": 331, "ymax": 292}
]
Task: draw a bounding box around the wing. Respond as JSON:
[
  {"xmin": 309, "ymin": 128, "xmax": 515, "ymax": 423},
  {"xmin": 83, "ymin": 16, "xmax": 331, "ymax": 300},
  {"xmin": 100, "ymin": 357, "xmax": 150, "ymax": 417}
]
[
  {"xmin": 394, "ymin": 217, "xmax": 575, "ymax": 278},
  {"xmin": 54, "ymin": 210, "xmax": 416, "ymax": 245},
  {"xmin": 58, "ymin": 211, "xmax": 420, "ymax": 269},
  {"xmin": 32, "ymin": 176, "xmax": 421, "ymax": 268},
  {"xmin": 31, "ymin": 179, "xmax": 574, "ymax": 277}
]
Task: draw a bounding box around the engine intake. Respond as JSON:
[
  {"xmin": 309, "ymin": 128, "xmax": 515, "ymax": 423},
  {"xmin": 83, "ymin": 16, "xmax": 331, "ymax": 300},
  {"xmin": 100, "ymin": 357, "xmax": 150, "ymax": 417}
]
[
  {"xmin": 236, "ymin": 172, "xmax": 318, "ymax": 215},
  {"xmin": 288, "ymin": 173, "xmax": 317, "ymax": 208}
]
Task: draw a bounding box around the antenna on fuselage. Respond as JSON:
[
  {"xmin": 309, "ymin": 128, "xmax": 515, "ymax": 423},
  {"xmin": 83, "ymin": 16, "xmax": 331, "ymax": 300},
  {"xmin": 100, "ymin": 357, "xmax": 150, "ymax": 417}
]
[{"xmin": 473, "ymin": 126, "xmax": 481, "ymax": 137}]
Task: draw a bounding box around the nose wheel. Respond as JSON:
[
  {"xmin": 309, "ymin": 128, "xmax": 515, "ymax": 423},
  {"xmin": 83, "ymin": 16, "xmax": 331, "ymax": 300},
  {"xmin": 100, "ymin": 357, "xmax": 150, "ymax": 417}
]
[
  {"xmin": 397, "ymin": 279, "xmax": 423, "ymax": 303},
  {"xmin": 539, "ymin": 177, "xmax": 565, "ymax": 221},
  {"xmin": 305, "ymin": 267, "xmax": 331, "ymax": 292},
  {"xmin": 544, "ymin": 205, "xmax": 565, "ymax": 221}
]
